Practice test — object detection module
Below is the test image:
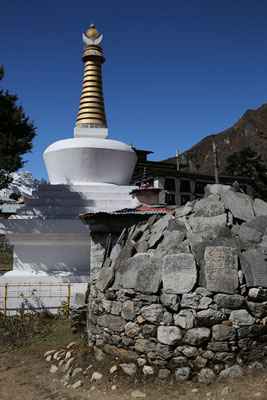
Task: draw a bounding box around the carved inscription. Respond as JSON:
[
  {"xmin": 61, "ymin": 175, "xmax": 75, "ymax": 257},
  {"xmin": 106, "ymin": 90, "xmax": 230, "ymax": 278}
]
[{"xmin": 204, "ymin": 246, "xmax": 239, "ymax": 294}]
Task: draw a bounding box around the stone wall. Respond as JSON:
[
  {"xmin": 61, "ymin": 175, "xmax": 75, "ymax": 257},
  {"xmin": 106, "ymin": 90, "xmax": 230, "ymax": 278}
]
[
  {"xmin": 87, "ymin": 185, "xmax": 267, "ymax": 379},
  {"xmin": 0, "ymin": 234, "xmax": 13, "ymax": 253}
]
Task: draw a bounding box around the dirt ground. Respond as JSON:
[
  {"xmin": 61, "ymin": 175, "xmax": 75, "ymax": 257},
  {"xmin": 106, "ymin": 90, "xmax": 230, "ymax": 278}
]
[{"xmin": 0, "ymin": 320, "xmax": 267, "ymax": 400}]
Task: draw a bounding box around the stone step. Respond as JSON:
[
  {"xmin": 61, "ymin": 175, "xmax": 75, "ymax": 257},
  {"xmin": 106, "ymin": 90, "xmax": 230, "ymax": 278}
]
[
  {"xmin": 26, "ymin": 197, "xmax": 132, "ymax": 207},
  {"xmin": 37, "ymin": 184, "xmax": 135, "ymax": 193},
  {"xmin": 32, "ymin": 191, "xmax": 132, "ymax": 200},
  {"xmin": 16, "ymin": 203, "xmax": 133, "ymax": 217}
]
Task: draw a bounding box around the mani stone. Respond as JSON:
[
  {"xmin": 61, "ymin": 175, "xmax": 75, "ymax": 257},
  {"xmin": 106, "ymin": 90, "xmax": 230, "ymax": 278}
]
[
  {"xmin": 157, "ymin": 326, "xmax": 182, "ymax": 346},
  {"xmin": 244, "ymin": 215, "xmax": 267, "ymax": 235},
  {"xmin": 194, "ymin": 201, "xmax": 225, "ymax": 218},
  {"xmin": 239, "ymin": 249, "xmax": 267, "ymax": 288},
  {"xmin": 113, "ymin": 254, "xmax": 162, "ymax": 294},
  {"xmin": 162, "ymin": 254, "xmax": 197, "ymax": 294},
  {"xmin": 204, "ymin": 246, "xmax": 239, "ymax": 294},
  {"xmin": 222, "ymin": 190, "xmax": 254, "ymax": 221},
  {"xmin": 188, "ymin": 214, "xmax": 227, "ymax": 233}
]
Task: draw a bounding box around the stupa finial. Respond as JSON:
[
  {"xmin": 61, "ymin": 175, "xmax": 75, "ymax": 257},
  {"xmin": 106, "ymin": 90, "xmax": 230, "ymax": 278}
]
[
  {"xmin": 75, "ymin": 24, "xmax": 107, "ymax": 137},
  {"xmin": 86, "ymin": 23, "xmax": 99, "ymax": 39}
]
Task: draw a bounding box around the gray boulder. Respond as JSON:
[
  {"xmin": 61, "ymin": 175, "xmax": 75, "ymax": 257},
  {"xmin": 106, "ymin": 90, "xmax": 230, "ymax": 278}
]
[
  {"xmin": 214, "ymin": 294, "xmax": 244, "ymax": 309},
  {"xmin": 229, "ymin": 309, "xmax": 255, "ymax": 327},
  {"xmin": 222, "ymin": 190, "xmax": 254, "ymax": 221},
  {"xmin": 174, "ymin": 309, "xmax": 196, "ymax": 329},
  {"xmin": 197, "ymin": 309, "xmax": 225, "ymax": 327},
  {"xmin": 253, "ymin": 198, "xmax": 267, "ymax": 216},
  {"xmin": 183, "ymin": 327, "xmax": 210, "ymax": 346},
  {"xmin": 212, "ymin": 324, "xmax": 236, "ymax": 341},
  {"xmin": 218, "ymin": 365, "xmax": 243, "ymax": 380},
  {"xmin": 157, "ymin": 326, "xmax": 182, "ymax": 346}
]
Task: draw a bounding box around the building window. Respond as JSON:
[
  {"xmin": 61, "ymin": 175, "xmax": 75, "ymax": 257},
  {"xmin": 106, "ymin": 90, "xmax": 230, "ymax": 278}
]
[
  {"xmin": 181, "ymin": 194, "xmax": 191, "ymax": 205},
  {"xmin": 180, "ymin": 179, "xmax": 191, "ymax": 192},
  {"xmin": 148, "ymin": 178, "xmax": 154, "ymax": 185},
  {"xmin": 195, "ymin": 181, "xmax": 207, "ymax": 194},
  {"xmin": 165, "ymin": 193, "xmax": 176, "ymax": 205},
  {"xmin": 164, "ymin": 178, "xmax": 176, "ymax": 191}
]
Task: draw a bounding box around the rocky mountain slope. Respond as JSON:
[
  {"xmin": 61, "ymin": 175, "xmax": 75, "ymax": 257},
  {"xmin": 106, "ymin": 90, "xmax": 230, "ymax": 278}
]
[
  {"xmin": 0, "ymin": 171, "xmax": 46, "ymax": 197},
  {"xmin": 165, "ymin": 103, "xmax": 267, "ymax": 173}
]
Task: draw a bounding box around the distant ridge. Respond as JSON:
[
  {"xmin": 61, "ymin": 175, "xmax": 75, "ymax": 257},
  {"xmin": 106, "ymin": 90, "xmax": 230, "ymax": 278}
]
[{"xmin": 165, "ymin": 103, "xmax": 267, "ymax": 173}]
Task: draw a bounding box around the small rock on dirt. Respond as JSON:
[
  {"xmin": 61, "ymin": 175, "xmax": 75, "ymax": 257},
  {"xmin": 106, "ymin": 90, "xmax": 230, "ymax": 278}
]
[
  {"xmin": 158, "ymin": 369, "xmax": 171, "ymax": 379},
  {"xmin": 110, "ymin": 365, "xmax": 118, "ymax": 374},
  {"xmin": 49, "ymin": 365, "xmax": 58, "ymax": 374},
  {"xmin": 91, "ymin": 372, "xmax": 103, "ymax": 381},
  {"xmin": 221, "ymin": 386, "xmax": 231, "ymax": 395},
  {"xmin": 120, "ymin": 363, "xmax": 137, "ymax": 376},
  {"xmin": 44, "ymin": 350, "xmax": 56, "ymax": 357},
  {"xmin": 143, "ymin": 365, "xmax": 154, "ymax": 376},
  {"xmin": 132, "ymin": 390, "xmax": 147, "ymax": 398},
  {"xmin": 71, "ymin": 380, "xmax": 83, "ymax": 389},
  {"xmin": 66, "ymin": 342, "xmax": 77, "ymax": 349}
]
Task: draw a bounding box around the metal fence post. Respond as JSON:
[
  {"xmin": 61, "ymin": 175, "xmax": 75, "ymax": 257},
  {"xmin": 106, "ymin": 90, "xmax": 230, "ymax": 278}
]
[
  {"xmin": 4, "ymin": 283, "xmax": 8, "ymax": 318},
  {"xmin": 67, "ymin": 282, "xmax": 71, "ymax": 318}
]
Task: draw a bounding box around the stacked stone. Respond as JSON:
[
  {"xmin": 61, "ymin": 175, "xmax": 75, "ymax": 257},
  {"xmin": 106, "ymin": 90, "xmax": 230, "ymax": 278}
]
[
  {"xmin": 0, "ymin": 234, "xmax": 12, "ymax": 253},
  {"xmin": 87, "ymin": 185, "xmax": 267, "ymax": 378}
]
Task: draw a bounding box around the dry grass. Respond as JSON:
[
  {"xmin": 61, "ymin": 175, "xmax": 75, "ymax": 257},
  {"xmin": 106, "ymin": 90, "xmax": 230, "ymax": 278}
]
[{"xmin": 0, "ymin": 252, "xmax": 13, "ymax": 273}]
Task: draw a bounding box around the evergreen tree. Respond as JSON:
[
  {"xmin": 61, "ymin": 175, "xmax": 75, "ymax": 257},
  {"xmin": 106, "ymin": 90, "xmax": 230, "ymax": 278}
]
[
  {"xmin": 0, "ymin": 66, "xmax": 36, "ymax": 189},
  {"xmin": 223, "ymin": 147, "xmax": 267, "ymax": 200}
]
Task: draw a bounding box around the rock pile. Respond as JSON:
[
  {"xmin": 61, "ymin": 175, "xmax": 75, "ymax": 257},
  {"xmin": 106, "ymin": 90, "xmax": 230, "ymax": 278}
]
[{"xmin": 87, "ymin": 184, "xmax": 267, "ymax": 381}]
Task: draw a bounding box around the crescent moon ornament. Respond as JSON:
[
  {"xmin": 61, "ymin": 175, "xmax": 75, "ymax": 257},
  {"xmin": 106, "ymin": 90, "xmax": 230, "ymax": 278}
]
[{"xmin": 83, "ymin": 33, "xmax": 103, "ymax": 46}]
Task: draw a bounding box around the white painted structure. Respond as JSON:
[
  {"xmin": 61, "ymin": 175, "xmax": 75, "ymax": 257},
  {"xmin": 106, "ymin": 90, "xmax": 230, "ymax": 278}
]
[{"xmin": 0, "ymin": 26, "xmax": 137, "ymax": 312}]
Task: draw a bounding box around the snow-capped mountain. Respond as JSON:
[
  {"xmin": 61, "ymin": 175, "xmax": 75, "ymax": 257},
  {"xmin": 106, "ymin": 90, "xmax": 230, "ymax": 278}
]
[{"xmin": 0, "ymin": 171, "xmax": 47, "ymax": 197}]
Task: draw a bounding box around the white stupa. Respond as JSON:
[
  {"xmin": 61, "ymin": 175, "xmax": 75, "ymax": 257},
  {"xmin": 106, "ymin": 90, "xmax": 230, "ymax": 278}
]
[{"xmin": 0, "ymin": 24, "xmax": 137, "ymax": 307}]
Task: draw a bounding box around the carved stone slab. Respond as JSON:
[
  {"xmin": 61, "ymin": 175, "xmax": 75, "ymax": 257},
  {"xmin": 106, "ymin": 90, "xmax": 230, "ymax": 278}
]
[
  {"xmin": 113, "ymin": 254, "xmax": 162, "ymax": 294},
  {"xmin": 240, "ymin": 249, "xmax": 267, "ymax": 288},
  {"xmin": 162, "ymin": 254, "xmax": 197, "ymax": 294},
  {"xmin": 204, "ymin": 246, "xmax": 239, "ymax": 294}
]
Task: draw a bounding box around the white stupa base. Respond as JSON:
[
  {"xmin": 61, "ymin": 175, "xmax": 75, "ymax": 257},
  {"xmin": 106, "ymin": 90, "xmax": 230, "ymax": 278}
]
[{"xmin": 0, "ymin": 182, "xmax": 136, "ymax": 313}]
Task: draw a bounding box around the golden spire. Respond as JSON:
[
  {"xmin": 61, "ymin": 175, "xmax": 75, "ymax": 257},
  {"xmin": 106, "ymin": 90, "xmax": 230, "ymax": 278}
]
[{"xmin": 75, "ymin": 24, "xmax": 107, "ymax": 128}]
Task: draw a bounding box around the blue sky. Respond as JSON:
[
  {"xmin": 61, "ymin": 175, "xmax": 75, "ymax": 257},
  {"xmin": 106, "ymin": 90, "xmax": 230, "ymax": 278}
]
[{"xmin": 1, "ymin": 0, "xmax": 267, "ymax": 180}]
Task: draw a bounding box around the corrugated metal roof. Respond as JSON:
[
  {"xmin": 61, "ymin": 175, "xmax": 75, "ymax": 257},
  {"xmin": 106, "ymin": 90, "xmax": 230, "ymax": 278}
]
[{"xmin": 80, "ymin": 207, "xmax": 172, "ymax": 218}]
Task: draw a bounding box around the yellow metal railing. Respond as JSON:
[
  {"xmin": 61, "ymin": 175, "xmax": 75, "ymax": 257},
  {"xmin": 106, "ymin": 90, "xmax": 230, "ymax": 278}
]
[{"xmin": 0, "ymin": 282, "xmax": 71, "ymax": 317}]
